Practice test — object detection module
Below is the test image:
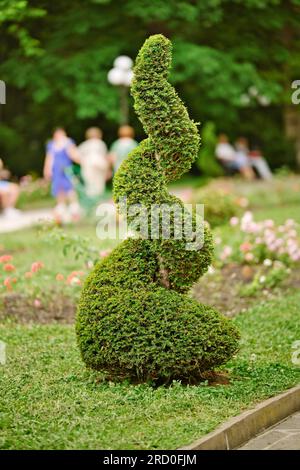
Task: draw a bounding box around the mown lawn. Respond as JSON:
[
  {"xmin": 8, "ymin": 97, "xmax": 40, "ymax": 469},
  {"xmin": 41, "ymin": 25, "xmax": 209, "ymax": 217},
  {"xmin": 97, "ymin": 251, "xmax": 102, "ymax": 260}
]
[
  {"xmin": 0, "ymin": 194, "xmax": 300, "ymax": 449},
  {"xmin": 0, "ymin": 222, "xmax": 117, "ymax": 280},
  {"xmin": 0, "ymin": 291, "xmax": 299, "ymax": 449}
]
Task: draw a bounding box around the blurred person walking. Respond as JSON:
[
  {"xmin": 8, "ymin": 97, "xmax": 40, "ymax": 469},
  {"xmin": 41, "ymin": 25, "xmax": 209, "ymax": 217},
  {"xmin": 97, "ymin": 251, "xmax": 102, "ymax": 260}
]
[
  {"xmin": 109, "ymin": 125, "xmax": 138, "ymax": 173},
  {"xmin": 43, "ymin": 127, "xmax": 81, "ymax": 223},
  {"xmin": 78, "ymin": 127, "xmax": 110, "ymax": 198}
]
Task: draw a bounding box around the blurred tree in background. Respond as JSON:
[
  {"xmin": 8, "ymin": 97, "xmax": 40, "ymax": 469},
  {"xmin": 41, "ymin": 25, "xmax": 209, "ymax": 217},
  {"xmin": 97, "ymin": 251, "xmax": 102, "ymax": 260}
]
[
  {"xmin": 0, "ymin": 0, "xmax": 300, "ymax": 175},
  {"xmin": 196, "ymin": 122, "xmax": 223, "ymax": 177}
]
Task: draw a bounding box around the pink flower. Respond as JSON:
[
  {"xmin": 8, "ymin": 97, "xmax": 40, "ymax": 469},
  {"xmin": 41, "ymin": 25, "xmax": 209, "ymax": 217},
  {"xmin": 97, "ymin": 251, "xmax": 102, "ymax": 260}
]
[
  {"xmin": 3, "ymin": 263, "xmax": 15, "ymax": 272},
  {"xmin": 180, "ymin": 189, "xmax": 192, "ymax": 202},
  {"xmin": 288, "ymin": 230, "xmax": 297, "ymax": 238},
  {"xmin": 56, "ymin": 273, "xmax": 64, "ymax": 281},
  {"xmin": 264, "ymin": 229, "xmax": 275, "ymax": 240},
  {"xmin": 69, "ymin": 276, "xmax": 81, "ymax": 286},
  {"xmin": 220, "ymin": 246, "xmax": 232, "ymax": 261},
  {"xmin": 69, "ymin": 270, "xmax": 84, "ymax": 278},
  {"xmin": 66, "ymin": 271, "xmax": 82, "ymax": 285},
  {"xmin": 241, "ymin": 211, "xmax": 253, "ymax": 223},
  {"xmin": 274, "ymin": 238, "xmax": 284, "ymax": 248},
  {"xmin": 3, "ymin": 277, "xmax": 12, "ymax": 290},
  {"xmin": 0, "ymin": 255, "xmax": 13, "ymax": 263},
  {"xmin": 288, "ymin": 245, "xmax": 298, "ymax": 256},
  {"xmin": 264, "ymin": 219, "xmax": 275, "ymax": 229},
  {"xmin": 238, "ymin": 197, "xmax": 249, "ymax": 208},
  {"xmin": 100, "ymin": 250, "xmax": 110, "ymax": 258},
  {"xmin": 230, "ymin": 217, "xmax": 239, "ymax": 226},
  {"xmin": 264, "ymin": 233, "xmax": 276, "ymax": 247},
  {"xmin": 285, "ymin": 219, "xmax": 296, "ymax": 228},
  {"xmin": 31, "ymin": 261, "xmax": 44, "ymax": 273},
  {"xmin": 290, "ymin": 251, "xmax": 300, "ymax": 262},
  {"xmin": 245, "ymin": 252, "xmax": 254, "ymax": 262},
  {"xmin": 246, "ymin": 222, "xmax": 260, "ymax": 233},
  {"xmin": 33, "ymin": 299, "xmax": 42, "ymax": 308},
  {"xmin": 24, "ymin": 271, "xmax": 33, "ymax": 279},
  {"xmin": 240, "ymin": 242, "xmax": 252, "ymax": 253}
]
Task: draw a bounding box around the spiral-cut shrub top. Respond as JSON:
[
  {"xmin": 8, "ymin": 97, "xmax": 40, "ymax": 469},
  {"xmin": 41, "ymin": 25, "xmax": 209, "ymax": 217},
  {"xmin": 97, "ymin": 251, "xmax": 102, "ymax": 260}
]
[{"xmin": 114, "ymin": 34, "xmax": 200, "ymax": 211}]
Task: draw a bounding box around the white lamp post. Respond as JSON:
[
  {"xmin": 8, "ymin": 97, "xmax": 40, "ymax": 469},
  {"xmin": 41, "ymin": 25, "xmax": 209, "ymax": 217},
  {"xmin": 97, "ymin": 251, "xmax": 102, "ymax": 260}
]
[
  {"xmin": 240, "ymin": 86, "xmax": 271, "ymax": 108},
  {"xmin": 108, "ymin": 55, "xmax": 133, "ymax": 125}
]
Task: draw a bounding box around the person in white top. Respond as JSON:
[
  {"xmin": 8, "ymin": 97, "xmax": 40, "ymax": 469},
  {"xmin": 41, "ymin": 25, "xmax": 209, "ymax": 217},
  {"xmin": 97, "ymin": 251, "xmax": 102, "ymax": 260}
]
[
  {"xmin": 78, "ymin": 127, "xmax": 110, "ymax": 198},
  {"xmin": 215, "ymin": 134, "xmax": 254, "ymax": 180}
]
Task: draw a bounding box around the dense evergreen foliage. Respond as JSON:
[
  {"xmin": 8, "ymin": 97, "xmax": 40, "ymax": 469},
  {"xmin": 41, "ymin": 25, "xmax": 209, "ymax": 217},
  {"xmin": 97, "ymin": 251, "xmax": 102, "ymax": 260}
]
[{"xmin": 76, "ymin": 35, "xmax": 239, "ymax": 383}]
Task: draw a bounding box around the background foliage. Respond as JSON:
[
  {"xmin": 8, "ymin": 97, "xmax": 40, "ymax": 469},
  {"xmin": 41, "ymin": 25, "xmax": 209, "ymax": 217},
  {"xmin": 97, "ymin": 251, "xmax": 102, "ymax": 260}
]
[{"xmin": 0, "ymin": 0, "xmax": 300, "ymax": 175}]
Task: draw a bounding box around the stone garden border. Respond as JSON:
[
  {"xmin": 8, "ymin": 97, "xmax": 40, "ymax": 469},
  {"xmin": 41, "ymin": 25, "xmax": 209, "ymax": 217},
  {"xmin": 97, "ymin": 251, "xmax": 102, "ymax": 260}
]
[{"xmin": 179, "ymin": 384, "xmax": 300, "ymax": 450}]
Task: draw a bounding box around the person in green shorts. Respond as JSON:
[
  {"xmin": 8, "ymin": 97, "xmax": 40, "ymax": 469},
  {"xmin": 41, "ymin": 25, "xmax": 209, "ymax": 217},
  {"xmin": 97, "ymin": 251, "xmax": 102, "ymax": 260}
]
[{"xmin": 109, "ymin": 125, "xmax": 138, "ymax": 173}]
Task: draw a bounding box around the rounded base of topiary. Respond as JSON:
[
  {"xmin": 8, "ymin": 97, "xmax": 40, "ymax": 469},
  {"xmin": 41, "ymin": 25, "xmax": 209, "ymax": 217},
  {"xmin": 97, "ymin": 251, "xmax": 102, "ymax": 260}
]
[{"xmin": 76, "ymin": 279, "xmax": 240, "ymax": 384}]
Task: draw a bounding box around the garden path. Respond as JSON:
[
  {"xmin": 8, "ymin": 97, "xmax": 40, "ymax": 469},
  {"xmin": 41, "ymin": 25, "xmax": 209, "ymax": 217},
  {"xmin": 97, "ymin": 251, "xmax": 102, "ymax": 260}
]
[
  {"xmin": 239, "ymin": 412, "xmax": 300, "ymax": 450},
  {"xmin": 0, "ymin": 208, "xmax": 53, "ymax": 233},
  {"xmin": 0, "ymin": 188, "xmax": 192, "ymax": 234}
]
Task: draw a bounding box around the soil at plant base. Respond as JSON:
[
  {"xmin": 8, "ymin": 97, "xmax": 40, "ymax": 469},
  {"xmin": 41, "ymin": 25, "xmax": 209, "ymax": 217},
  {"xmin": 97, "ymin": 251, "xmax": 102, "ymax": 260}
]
[
  {"xmin": 1, "ymin": 266, "xmax": 300, "ymax": 324},
  {"xmin": 192, "ymin": 264, "xmax": 300, "ymax": 317},
  {"xmin": 0, "ymin": 291, "xmax": 75, "ymax": 324}
]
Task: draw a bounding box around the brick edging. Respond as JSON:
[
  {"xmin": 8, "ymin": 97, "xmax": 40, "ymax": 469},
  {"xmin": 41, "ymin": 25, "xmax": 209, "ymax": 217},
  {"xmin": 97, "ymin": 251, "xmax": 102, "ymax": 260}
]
[{"xmin": 179, "ymin": 384, "xmax": 300, "ymax": 450}]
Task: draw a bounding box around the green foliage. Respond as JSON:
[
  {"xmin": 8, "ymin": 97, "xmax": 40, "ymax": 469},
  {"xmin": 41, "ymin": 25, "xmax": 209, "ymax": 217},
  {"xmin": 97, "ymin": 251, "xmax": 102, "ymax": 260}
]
[
  {"xmin": 76, "ymin": 35, "xmax": 239, "ymax": 383},
  {"xmin": 239, "ymin": 263, "xmax": 288, "ymax": 297},
  {"xmin": 195, "ymin": 187, "xmax": 239, "ymax": 228},
  {"xmin": 0, "ymin": 0, "xmax": 46, "ymax": 56},
  {"xmin": 78, "ymin": 290, "xmax": 239, "ymax": 382},
  {"xmin": 41, "ymin": 224, "xmax": 100, "ymax": 265},
  {"xmin": 16, "ymin": 178, "xmax": 52, "ymax": 210},
  {"xmin": 197, "ymin": 122, "xmax": 223, "ymax": 177},
  {"xmin": 1, "ymin": 197, "xmax": 300, "ymax": 448},
  {"xmin": 0, "ymin": 0, "xmax": 300, "ymax": 174},
  {"xmin": 1, "ymin": 289, "xmax": 300, "ymax": 448},
  {"xmin": 242, "ymin": 175, "xmax": 300, "ymax": 208}
]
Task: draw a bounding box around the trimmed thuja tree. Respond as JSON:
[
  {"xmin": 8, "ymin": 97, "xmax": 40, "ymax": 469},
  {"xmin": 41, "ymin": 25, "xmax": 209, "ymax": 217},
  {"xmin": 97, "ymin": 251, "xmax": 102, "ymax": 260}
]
[{"xmin": 76, "ymin": 35, "xmax": 240, "ymax": 383}]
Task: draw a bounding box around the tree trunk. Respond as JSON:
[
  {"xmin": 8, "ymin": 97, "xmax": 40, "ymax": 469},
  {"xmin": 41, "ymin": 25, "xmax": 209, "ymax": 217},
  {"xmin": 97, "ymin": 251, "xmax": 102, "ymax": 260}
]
[{"xmin": 284, "ymin": 105, "xmax": 300, "ymax": 167}]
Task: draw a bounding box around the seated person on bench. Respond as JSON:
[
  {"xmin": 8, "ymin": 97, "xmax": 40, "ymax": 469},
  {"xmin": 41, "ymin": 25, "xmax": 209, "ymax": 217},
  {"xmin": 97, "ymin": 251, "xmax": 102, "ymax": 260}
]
[
  {"xmin": 0, "ymin": 159, "xmax": 21, "ymax": 219},
  {"xmin": 215, "ymin": 134, "xmax": 255, "ymax": 180}
]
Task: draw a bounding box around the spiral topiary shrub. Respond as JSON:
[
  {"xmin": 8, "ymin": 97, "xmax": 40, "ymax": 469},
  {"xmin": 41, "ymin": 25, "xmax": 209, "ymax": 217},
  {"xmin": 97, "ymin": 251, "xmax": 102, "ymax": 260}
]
[{"xmin": 76, "ymin": 35, "xmax": 239, "ymax": 383}]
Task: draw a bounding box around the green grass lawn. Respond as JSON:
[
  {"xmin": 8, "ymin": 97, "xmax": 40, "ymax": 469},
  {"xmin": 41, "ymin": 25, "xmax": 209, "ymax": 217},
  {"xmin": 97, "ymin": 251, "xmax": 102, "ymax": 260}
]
[
  {"xmin": 0, "ymin": 292, "xmax": 299, "ymax": 449},
  {"xmin": 0, "ymin": 222, "xmax": 117, "ymax": 279},
  {"xmin": 1, "ymin": 188, "xmax": 300, "ymax": 449}
]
